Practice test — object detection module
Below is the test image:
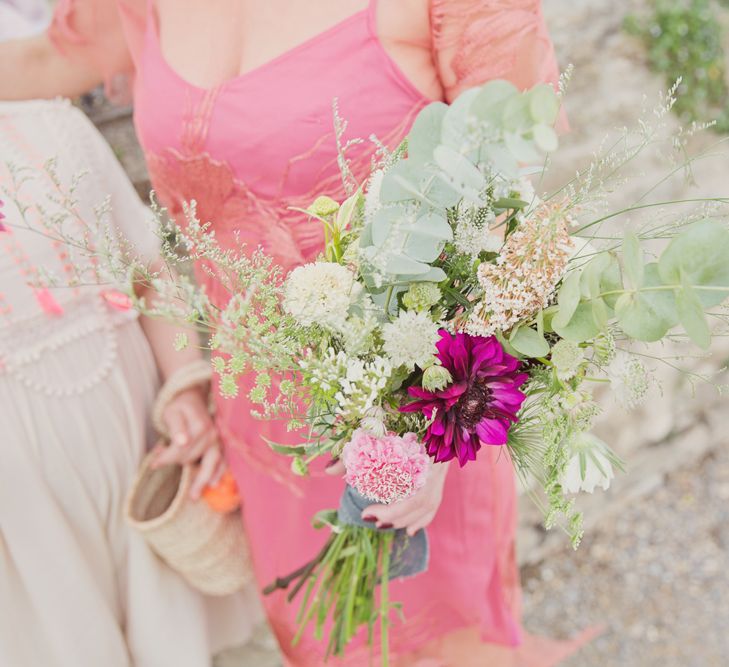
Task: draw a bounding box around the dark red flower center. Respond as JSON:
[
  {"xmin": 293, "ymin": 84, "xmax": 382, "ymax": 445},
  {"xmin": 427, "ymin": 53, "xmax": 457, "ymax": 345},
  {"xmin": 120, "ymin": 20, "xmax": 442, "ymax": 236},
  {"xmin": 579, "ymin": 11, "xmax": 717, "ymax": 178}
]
[{"xmin": 455, "ymin": 379, "xmax": 492, "ymax": 430}]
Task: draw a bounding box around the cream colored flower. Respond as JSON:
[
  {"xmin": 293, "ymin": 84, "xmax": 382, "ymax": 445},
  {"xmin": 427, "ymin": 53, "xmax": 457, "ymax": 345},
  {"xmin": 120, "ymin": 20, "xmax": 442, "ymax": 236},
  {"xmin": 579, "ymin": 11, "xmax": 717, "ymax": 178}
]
[
  {"xmin": 561, "ymin": 433, "xmax": 615, "ymax": 494},
  {"xmin": 283, "ymin": 262, "xmax": 359, "ymax": 329},
  {"xmin": 382, "ymin": 310, "xmax": 440, "ymax": 370}
]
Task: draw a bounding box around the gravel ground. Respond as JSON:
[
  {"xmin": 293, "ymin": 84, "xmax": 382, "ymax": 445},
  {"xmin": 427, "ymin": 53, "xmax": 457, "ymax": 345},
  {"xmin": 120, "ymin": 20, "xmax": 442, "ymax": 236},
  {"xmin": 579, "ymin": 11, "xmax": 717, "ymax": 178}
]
[
  {"xmin": 216, "ymin": 441, "xmax": 729, "ymax": 667},
  {"xmin": 522, "ymin": 444, "xmax": 729, "ymax": 667}
]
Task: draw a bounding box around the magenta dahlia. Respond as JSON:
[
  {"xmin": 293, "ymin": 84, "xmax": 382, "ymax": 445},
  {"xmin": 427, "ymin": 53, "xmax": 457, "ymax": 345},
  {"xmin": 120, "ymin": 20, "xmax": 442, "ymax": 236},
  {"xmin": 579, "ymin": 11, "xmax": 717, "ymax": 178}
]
[{"xmin": 401, "ymin": 330, "xmax": 527, "ymax": 466}]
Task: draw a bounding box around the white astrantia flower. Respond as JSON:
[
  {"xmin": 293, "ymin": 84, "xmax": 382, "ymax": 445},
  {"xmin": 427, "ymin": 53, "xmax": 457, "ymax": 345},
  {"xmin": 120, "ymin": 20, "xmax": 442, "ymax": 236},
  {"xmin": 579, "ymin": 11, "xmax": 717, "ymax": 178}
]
[
  {"xmin": 560, "ymin": 432, "xmax": 616, "ymax": 494},
  {"xmin": 607, "ymin": 352, "xmax": 650, "ymax": 410},
  {"xmin": 381, "ymin": 310, "xmax": 441, "ymax": 370},
  {"xmin": 283, "ymin": 262, "xmax": 359, "ymax": 330},
  {"xmin": 550, "ymin": 339, "xmax": 585, "ymax": 381}
]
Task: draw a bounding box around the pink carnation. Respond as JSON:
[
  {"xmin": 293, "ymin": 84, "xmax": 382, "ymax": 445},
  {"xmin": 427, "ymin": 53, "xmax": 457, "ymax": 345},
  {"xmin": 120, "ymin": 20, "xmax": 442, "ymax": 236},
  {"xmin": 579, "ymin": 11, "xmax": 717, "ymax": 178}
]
[{"xmin": 342, "ymin": 429, "xmax": 430, "ymax": 504}]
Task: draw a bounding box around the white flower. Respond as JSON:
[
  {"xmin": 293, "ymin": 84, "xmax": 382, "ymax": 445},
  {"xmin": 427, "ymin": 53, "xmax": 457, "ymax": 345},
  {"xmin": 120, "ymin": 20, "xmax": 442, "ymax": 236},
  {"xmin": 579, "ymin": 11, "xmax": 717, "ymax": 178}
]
[
  {"xmin": 454, "ymin": 207, "xmax": 500, "ymax": 258},
  {"xmin": 334, "ymin": 355, "xmax": 392, "ymax": 419},
  {"xmin": 607, "ymin": 352, "xmax": 650, "ymax": 410},
  {"xmin": 550, "ymin": 339, "xmax": 584, "ymax": 380},
  {"xmin": 283, "ymin": 262, "xmax": 359, "ymax": 329},
  {"xmin": 364, "ymin": 169, "xmax": 385, "ymax": 225},
  {"xmin": 360, "ymin": 406, "xmax": 388, "ymax": 436},
  {"xmin": 382, "ymin": 310, "xmax": 440, "ymax": 370},
  {"xmin": 561, "ymin": 433, "xmax": 616, "ymax": 494}
]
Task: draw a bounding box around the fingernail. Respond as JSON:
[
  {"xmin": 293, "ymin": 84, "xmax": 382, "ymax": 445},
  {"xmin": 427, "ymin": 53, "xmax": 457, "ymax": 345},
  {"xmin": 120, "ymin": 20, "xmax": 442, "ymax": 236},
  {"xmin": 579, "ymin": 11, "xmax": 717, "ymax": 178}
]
[
  {"xmin": 363, "ymin": 515, "xmax": 377, "ymax": 523},
  {"xmin": 325, "ymin": 458, "xmax": 339, "ymax": 469},
  {"xmin": 379, "ymin": 523, "xmax": 393, "ymax": 530}
]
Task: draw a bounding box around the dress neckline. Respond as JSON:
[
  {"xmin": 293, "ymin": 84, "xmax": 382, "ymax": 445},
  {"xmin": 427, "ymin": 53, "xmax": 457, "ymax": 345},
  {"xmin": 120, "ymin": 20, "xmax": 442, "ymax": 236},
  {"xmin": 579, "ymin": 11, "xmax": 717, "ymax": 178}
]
[{"xmin": 147, "ymin": 0, "xmax": 377, "ymax": 94}]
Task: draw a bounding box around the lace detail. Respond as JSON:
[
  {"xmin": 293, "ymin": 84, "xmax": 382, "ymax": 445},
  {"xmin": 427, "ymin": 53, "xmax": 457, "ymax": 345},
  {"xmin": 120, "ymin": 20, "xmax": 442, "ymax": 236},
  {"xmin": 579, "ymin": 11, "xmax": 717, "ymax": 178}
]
[
  {"xmin": 430, "ymin": 0, "xmax": 561, "ymax": 101},
  {"xmin": 0, "ymin": 293, "xmax": 135, "ymax": 397}
]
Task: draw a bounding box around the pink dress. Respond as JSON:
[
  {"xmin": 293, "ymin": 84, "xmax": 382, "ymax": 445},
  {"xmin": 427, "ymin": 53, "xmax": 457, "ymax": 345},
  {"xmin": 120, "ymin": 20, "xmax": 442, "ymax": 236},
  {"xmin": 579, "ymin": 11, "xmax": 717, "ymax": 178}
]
[{"xmin": 49, "ymin": 1, "xmax": 589, "ymax": 664}]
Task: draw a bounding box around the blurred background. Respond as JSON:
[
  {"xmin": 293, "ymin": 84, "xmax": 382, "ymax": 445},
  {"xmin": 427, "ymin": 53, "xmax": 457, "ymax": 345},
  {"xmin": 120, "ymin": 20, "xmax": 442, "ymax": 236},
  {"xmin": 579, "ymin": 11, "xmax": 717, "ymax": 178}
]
[{"xmin": 4, "ymin": 0, "xmax": 729, "ymax": 665}]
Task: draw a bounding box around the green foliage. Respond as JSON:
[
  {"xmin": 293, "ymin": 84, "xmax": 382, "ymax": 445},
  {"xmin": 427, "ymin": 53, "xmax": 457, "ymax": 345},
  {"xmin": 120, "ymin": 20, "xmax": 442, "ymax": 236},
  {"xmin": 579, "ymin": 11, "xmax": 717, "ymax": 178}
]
[
  {"xmin": 358, "ymin": 80, "xmax": 561, "ymax": 288},
  {"xmin": 625, "ymin": 0, "xmax": 729, "ymax": 132},
  {"xmin": 552, "ymin": 221, "xmax": 729, "ymax": 348}
]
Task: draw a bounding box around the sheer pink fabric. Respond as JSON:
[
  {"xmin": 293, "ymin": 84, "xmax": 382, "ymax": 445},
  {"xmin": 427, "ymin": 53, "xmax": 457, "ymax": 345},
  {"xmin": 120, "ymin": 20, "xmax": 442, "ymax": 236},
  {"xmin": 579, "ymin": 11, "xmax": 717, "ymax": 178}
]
[{"xmin": 48, "ymin": 2, "xmax": 588, "ymax": 665}]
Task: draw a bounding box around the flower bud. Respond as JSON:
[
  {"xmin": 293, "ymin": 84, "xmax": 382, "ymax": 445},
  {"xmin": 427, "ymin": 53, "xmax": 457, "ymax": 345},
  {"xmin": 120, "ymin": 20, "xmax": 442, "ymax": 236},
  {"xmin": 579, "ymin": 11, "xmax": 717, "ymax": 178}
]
[
  {"xmin": 402, "ymin": 282, "xmax": 442, "ymax": 312},
  {"xmin": 422, "ymin": 364, "xmax": 453, "ymax": 392},
  {"xmin": 308, "ymin": 196, "xmax": 340, "ymax": 218}
]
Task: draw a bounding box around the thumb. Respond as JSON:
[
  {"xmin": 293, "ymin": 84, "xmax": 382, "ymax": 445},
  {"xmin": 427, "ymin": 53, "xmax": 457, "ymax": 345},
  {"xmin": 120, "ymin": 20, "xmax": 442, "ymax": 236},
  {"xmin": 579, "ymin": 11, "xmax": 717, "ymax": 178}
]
[{"xmin": 324, "ymin": 459, "xmax": 346, "ymax": 476}]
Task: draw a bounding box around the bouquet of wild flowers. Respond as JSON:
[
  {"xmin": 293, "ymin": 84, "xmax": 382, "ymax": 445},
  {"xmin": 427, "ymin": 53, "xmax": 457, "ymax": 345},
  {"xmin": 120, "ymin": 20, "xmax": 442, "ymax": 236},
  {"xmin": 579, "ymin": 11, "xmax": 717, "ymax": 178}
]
[
  {"xmin": 12, "ymin": 77, "xmax": 729, "ymax": 664},
  {"xmin": 151, "ymin": 80, "xmax": 729, "ymax": 663}
]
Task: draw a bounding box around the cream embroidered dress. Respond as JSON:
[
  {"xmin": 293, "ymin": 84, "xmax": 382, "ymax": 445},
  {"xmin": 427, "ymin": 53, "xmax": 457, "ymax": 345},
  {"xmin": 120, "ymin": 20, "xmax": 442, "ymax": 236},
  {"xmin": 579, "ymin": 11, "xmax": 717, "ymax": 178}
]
[{"xmin": 0, "ymin": 99, "xmax": 258, "ymax": 667}]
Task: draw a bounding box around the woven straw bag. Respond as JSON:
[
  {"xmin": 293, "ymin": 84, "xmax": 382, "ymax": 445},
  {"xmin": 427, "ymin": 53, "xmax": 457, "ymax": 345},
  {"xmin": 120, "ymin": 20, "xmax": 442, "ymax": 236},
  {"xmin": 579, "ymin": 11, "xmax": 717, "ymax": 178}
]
[{"xmin": 125, "ymin": 452, "xmax": 252, "ymax": 596}]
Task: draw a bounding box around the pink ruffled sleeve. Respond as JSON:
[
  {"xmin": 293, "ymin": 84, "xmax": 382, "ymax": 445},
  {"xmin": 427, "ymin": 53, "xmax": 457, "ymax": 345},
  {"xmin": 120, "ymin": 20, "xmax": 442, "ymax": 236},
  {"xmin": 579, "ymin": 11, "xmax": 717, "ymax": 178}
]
[
  {"xmin": 431, "ymin": 0, "xmax": 561, "ymax": 103},
  {"xmin": 48, "ymin": 0, "xmax": 147, "ymax": 103}
]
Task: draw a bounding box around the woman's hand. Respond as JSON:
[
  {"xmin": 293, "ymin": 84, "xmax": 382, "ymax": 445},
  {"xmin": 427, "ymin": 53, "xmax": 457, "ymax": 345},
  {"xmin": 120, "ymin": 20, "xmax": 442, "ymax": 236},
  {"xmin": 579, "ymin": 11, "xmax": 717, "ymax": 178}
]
[
  {"xmin": 151, "ymin": 386, "xmax": 226, "ymax": 499},
  {"xmin": 326, "ymin": 458, "xmax": 449, "ymax": 537}
]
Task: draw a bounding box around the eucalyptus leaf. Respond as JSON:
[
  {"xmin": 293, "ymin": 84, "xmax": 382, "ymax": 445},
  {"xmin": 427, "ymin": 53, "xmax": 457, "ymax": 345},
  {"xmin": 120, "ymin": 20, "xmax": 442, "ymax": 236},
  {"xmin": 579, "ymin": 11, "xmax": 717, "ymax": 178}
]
[
  {"xmin": 502, "ymin": 94, "xmax": 532, "ymax": 132},
  {"xmin": 528, "ymin": 83, "xmax": 561, "ymax": 125},
  {"xmin": 658, "ymin": 219, "xmax": 729, "ymax": 307},
  {"xmin": 379, "ymin": 161, "xmax": 421, "ymax": 203},
  {"xmin": 591, "ymin": 297, "xmax": 609, "ymax": 331},
  {"xmin": 504, "ymin": 131, "xmax": 542, "ymax": 163},
  {"xmin": 553, "ymin": 302, "xmax": 601, "ymax": 342},
  {"xmin": 481, "ymin": 144, "xmax": 519, "ymax": 179},
  {"xmin": 385, "ymin": 254, "xmax": 431, "ymax": 276},
  {"xmin": 397, "ymin": 266, "xmax": 448, "ymax": 284},
  {"xmin": 552, "ymin": 271, "xmax": 582, "ymax": 330},
  {"xmin": 408, "ymin": 101, "xmax": 448, "ymax": 164},
  {"xmin": 371, "ymin": 208, "xmax": 395, "ymax": 247},
  {"xmin": 441, "ymin": 88, "xmax": 481, "ymax": 151},
  {"xmin": 676, "ymin": 278, "xmax": 711, "ymax": 349},
  {"xmin": 433, "ymin": 145, "xmax": 486, "ymax": 191},
  {"xmin": 471, "ymin": 80, "xmax": 519, "ymax": 125},
  {"xmin": 622, "ymin": 231, "xmax": 644, "ymax": 289},
  {"xmin": 532, "ymin": 123, "xmax": 559, "ymax": 153},
  {"xmin": 510, "ymin": 326, "xmax": 551, "ymax": 357},
  {"xmin": 615, "ymin": 291, "xmax": 671, "ymax": 342},
  {"xmin": 599, "ymin": 252, "xmax": 623, "ymax": 309}
]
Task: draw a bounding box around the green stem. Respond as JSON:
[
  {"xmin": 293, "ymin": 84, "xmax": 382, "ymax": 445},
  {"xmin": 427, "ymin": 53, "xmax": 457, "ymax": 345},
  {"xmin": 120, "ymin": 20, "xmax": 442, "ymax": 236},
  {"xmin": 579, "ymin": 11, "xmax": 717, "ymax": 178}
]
[
  {"xmin": 596, "ymin": 284, "xmax": 729, "ymax": 300},
  {"xmin": 380, "ymin": 532, "xmax": 393, "ymax": 667},
  {"xmin": 574, "ymin": 197, "xmax": 729, "ymax": 234},
  {"xmin": 383, "ymin": 285, "xmax": 395, "ymax": 316}
]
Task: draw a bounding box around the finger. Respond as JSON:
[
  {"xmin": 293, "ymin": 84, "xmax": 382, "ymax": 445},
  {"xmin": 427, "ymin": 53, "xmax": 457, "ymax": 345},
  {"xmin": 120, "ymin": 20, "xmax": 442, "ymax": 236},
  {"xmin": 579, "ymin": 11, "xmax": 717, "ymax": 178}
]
[
  {"xmin": 405, "ymin": 511, "xmax": 437, "ymax": 537},
  {"xmin": 181, "ymin": 429, "xmax": 218, "ymax": 464},
  {"xmin": 324, "ymin": 459, "xmax": 346, "ymax": 476},
  {"xmin": 361, "ymin": 497, "xmax": 421, "ymax": 526},
  {"xmin": 189, "ymin": 447, "xmax": 222, "ymax": 500},
  {"xmin": 153, "ymin": 418, "xmax": 192, "ymax": 468},
  {"xmin": 164, "ymin": 408, "xmax": 190, "ymax": 448},
  {"xmin": 182, "ymin": 409, "xmax": 210, "ymax": 446},
  {"xmin": 210, "ymin": 459, "xmax": 228, "ymax": 487}
]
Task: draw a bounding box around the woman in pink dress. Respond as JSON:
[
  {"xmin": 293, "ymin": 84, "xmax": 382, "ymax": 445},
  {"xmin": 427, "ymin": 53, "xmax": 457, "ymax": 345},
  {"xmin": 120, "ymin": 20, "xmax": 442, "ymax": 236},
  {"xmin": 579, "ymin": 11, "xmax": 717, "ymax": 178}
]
[{"xmin": 0, "ymin": 2, "xmax": 588, "ymax": 664}]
